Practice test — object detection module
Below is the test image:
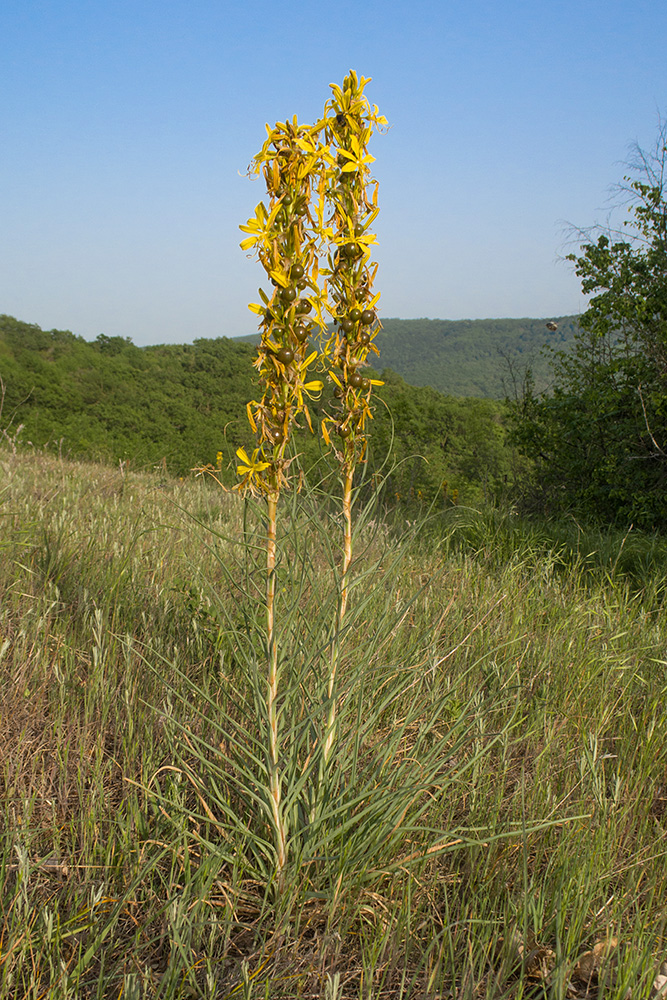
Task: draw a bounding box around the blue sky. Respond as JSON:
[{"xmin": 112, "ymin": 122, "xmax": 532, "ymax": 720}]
[{"xmin": 2, "ymin": 0, "xmax": 666, "ymax": 346}]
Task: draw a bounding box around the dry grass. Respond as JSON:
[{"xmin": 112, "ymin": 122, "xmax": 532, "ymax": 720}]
[{"xmin": 2, "ymin": 449, "xmax": 667, "ymax": 998}]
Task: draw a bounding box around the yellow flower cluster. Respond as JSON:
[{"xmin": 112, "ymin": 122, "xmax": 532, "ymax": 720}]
[{"xmin": 237, "ymin": 71, "xmax": 388, "ymax": 497}]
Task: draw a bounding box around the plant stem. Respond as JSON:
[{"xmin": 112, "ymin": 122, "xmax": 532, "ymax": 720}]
[
  {"xmin": 323, "ymin": 467, "xmax": 353, "ymax": 765},
  {"xmin": 266, "ymin": 494, "xmax": 287, "ymax": 873},
  {"xmin": 340, "ymin": 467, "xmax": 354, "ymax": 630}
]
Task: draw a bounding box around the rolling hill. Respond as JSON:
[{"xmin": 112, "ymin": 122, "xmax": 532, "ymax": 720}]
[
  {"xmin": 239, "ymin": 315, "xmax": 580, "ymax": 398},
  {"xmin": 0, "ymin": 313, "xmax": 521, "ymax": 505},
  {"xmin": 369, "ymin": 315, "xmax": 579, "ymax": 397}
]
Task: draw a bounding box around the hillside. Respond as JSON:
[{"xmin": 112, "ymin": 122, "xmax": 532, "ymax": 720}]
[
  {"xmin": 0, "ymin": 314, "xmax": 522, "ymax": 505},
  {"xmin": 3, "ymin": 449, "xmax": 667, "ymax": 996},
  {"xmin": 372, "ymin": 315, "xmax": 580, "ymax": 397},
  {"xmin": 238, "ymin": 315, "xmax": 581, "ymax": 398}
]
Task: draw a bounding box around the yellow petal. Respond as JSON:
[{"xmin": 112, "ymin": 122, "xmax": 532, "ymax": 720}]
[
  {"xmin": 269, "ymin": 268, "xmax": 290, "ymax": 288},
  {"xmin": 246, "ymin": 402, "xmax": 257, "ymax": 432}
]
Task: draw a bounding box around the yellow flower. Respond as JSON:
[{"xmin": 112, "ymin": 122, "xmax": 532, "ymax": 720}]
[
  {"xmin": 337, "ymin": 135, "xmax": 376, "ymax": 173},
  {"xmin": 236, "ymin": 448, "xmax": 271, "ymax": 482},
  {"xmin": 239, "ymin": 201, "xmax": 283, "ymax": 252}
]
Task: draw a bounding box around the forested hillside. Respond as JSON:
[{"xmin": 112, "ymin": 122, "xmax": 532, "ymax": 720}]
[
  {"xmin": 0, "ymin": 314, "xmax": 521, "ymax": 505},
  {"xmin": 239, "ymin": 315, "xmax": 580, "ymax": 396},
  {"xmin": 373, "ymin": 315, "xmax": 580, "ymax": 397}
]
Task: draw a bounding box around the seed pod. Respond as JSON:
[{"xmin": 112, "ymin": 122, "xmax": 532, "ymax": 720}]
[
  {"xmin": 361, "ymin": 310, "xmax": 375, "ymax": 326},
  {"xmin": 348, "ymin": 372, "xmax": 364, "ymax": 388},
  {"xmin": 275, "ymin": 347, "xmax": 294, "ymax": 365},
  {"xmin": 341, "ymin": 317, "xmax": 354, "ymax": 333},
  {"xmin": 349, "ymin": 308, "xmax": 362, "ymax": 322},
  {"xmin": 290, "ymin": 263, "xmax": 305, "ymax": 279},
  {"xmin": 280, "ymin": 286, "xmax": 297, "ymax": 303},
  {"xmin": 294, "ymin": 324, "xmax": 310, "ymax": 343}
]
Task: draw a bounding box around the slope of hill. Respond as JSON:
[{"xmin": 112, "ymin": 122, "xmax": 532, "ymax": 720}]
[
  {"xmin": 372, "ymin": 316, "xmax": 580, "ymax": 397},
  {"xmin": 237, "ymin": 315, "xmax": 580, "ymax": 397},
  {"xmin": 0, "ymin": 314, "xmax": 522, "ymax": 505},
  {"xmin": 0, "ymin": 314, "xmax": 256, "ymax": 474}
]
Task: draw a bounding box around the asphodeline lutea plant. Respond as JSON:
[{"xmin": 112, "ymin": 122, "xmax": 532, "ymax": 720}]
[
  {"xmin": 237, "ymin": 74, "xmax": 386, "ymax": 874},
  {"xmin": 318, "ymin": 71, "xmax": 387, "ymax": 765},
  {"xmin": 238, "ymin": 114, "xmax": 330, "ymax": 876}
]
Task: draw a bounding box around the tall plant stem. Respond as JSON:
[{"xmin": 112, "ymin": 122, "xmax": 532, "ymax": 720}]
[
  {"xmin": 340, "ymin": 467, "xmax": 354, "ymax": 632},
  {"xmin": 323, "ymin": 467, "xmax": 354, "ymax": 766},
  {"xmin": 266, "ymin": 494, "xmax": 287, "ymax": 873}
]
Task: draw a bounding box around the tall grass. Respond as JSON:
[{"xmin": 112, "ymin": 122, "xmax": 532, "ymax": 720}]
[{"xmin": 2, "ymin": 448, "xmax": 667, "ymax": 997}]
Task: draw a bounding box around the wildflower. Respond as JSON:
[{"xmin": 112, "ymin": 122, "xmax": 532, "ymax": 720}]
[{"xmin": 235, "ymin": 447, "xmax": 271, "ymax": 494}]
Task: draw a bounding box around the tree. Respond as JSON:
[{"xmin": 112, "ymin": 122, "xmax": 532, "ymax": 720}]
[{"xmin": 510, "ymin": 120, "xmax": 667, "ymax": 528}]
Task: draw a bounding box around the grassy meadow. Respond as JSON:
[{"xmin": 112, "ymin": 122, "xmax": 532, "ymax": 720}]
[{"xmin": 2, "ymin": 447, "xmax": 667, "ymax": 998}]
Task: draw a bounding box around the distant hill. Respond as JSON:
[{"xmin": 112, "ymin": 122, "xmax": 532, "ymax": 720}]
[
  {"xmin": 372, "ymin": 316, "xmax": 580, "ymax": 398},
  {"xmin": 238, "ymin": 315, "xmax": 580, "ymax": 398},
  {"xmin": 0, "ymin": 314, "xmax": 522, "ymax": 505}
]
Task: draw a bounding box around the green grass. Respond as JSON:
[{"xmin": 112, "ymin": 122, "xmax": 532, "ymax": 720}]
[{"xmin": 2, "ymin": 448, "xmax": 667, "ymax": 998}]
